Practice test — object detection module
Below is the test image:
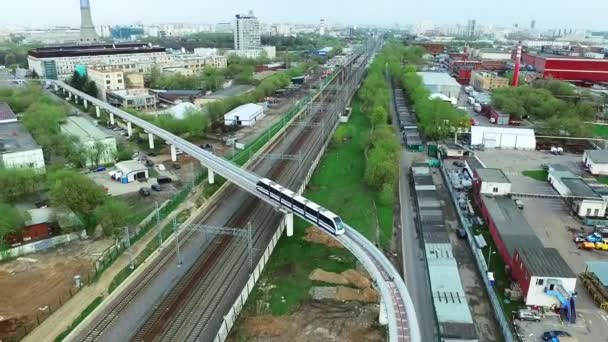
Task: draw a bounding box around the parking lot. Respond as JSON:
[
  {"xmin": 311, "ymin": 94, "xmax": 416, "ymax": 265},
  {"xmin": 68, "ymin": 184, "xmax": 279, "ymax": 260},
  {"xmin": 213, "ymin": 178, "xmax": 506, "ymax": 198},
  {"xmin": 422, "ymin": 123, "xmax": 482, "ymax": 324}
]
[{"xmin": 476, "ymin": 149, "xmax": 608, "ymax": 341}]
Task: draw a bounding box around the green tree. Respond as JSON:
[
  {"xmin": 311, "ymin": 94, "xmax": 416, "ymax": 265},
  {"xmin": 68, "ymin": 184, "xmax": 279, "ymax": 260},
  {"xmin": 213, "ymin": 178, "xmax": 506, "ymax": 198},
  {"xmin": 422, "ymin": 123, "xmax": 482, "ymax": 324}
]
[
  {"xmin": 0, "ymin": 203, "xmax": 29, "ymax": 250},
  {"xmin": 48, "ymin": 170, "xmax": 106, "ymax": 225},
  {"xmin": 4, "ymin": 52, "xmax": 16, "ymax": 66},
  {"xmin": 94, "ymin": 199, "xmax": 130, "ymax": 238},
  {"xmin": 0, "ymin": 167, "xmax": 43, "ymax": 202}
]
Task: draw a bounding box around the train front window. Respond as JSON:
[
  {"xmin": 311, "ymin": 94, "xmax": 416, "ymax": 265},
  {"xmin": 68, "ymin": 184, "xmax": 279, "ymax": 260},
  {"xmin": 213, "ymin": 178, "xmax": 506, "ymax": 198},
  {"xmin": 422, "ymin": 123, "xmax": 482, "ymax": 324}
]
[{"xmin": 334, "ymin": 217, "xmax": 344, "ymax": 232}]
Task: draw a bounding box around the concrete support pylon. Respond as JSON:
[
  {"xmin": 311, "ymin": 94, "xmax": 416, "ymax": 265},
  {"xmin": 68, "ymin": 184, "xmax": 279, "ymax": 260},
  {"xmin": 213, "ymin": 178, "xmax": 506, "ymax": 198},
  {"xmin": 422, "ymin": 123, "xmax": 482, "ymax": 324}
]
[
  {"xmin": 208, "ymin": 168, "xmax": 215, "ymax": 184},
  {"xmin": 148, "ymin": 133, "xmax": 155, "ymax": 149},
  {"xmin": 68, "ymin": 92, "xmax": 72, "ymax": 100},
  {"xmin": 54, "ymin": 84, "xmax": 59, "ymax": 92},
  {"xmin": 109, "ymin": 112, "xmax": 115, "ymax": 125},
  {"xmin": 83, "ymin": 99, "xmax": 88, "ymax": 109},
  {"xmin": 95, "ymin": 106, "xmax": 100, "ymax": 118},
  {"xmin": 286, "ymin": 213, "xmax": 294, "ymax": 237},
  {"xmin": 379, "ymin": 297, "xmax": 388, "ymax": 326},
  {"xmin": 127, "ymin": 122, "xmax": 132, "ymax": 137},
  {"xmin": 170, "ymin": 144, "xmax": 177, "ymax": 162}
]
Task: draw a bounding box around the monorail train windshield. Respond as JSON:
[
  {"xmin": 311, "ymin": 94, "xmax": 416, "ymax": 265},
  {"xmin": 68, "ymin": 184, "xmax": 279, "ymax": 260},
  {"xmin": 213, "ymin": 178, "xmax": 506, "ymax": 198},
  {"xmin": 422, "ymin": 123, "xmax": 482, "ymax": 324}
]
[{"xmin": 334, "ymin": 217, "xmax": 344, "ymax": 233}]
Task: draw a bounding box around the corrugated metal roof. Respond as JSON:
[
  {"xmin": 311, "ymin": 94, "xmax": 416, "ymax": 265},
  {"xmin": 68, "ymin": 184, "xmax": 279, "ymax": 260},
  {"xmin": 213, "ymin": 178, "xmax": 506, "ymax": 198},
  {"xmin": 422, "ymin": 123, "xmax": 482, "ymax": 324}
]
[
  {"xmin": 585, "ymin": 261, "xmax": 608, "ymax": 287},
  {"xmin": 224, "ymin": 103, "xmax": 264, "ymax": 120},
  {"xmin": 417, "ymin": 72, "xmax": 462, "ymax": 87},
  {"xmin": 517, "ymin": 247, "xmax": 575, "ymax": 278},
  {"xmin": 61, "ymin": 117, "xmax": 112, "ymax": 143},
  {"xmin": 561, "ymin": 177, "xmax": 602, "ymax": 199},
  {"xmin": 480, "ymin": 195, "xmax": 543, "ymax": 257},
  {"xmin": 426, "ymin": 243, "xmax": 475, "ymax": 326}
]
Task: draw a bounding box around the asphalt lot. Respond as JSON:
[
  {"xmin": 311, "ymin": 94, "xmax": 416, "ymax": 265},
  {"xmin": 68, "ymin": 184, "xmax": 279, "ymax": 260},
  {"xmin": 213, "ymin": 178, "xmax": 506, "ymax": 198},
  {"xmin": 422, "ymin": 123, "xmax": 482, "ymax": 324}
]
[{"xmin": 476, "ymin": 149, "xmax": 608, "ymax": 342}]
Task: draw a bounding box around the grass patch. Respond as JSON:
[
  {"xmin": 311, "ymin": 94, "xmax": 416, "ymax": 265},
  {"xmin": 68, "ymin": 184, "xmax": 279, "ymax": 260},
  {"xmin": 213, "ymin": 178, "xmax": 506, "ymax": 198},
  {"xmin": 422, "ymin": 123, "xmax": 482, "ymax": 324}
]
[
  {"xmin": 243, "ymin": 95, "xmax": 394, "ymax": 316},
  {"xmin": 592, "ymin": 124, "xmax": 608, "ymax": 139},
  {"xmin": 54, "ymin": 296, "xmax": 103, "ymax": 341},
  {"xmin": 521, "ymin": 170, "xmax": 548, "ymax": 181},
  {"xmin": 597, "ymin": 176, "xmax": 608, "ymax": 185}
]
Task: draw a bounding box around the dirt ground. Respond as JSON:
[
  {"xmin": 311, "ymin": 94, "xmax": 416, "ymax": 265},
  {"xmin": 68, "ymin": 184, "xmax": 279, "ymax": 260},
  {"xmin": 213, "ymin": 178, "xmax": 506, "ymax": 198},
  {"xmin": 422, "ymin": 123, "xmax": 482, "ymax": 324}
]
[
  {"xmin": 229, "ymin": 301, "xmax": 385, "ymax": 342},
  {"xmin": 0, "ymin": 239, "xmax": 112, "ymax": 339}
]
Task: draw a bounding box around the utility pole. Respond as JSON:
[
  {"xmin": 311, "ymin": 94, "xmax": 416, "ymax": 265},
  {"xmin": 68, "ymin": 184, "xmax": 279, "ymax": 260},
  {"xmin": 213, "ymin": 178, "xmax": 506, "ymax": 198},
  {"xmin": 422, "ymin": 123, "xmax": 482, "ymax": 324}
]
[
  {"xmin": 124, "ymin": 226, "xmax": 134, "ymax": 270},
  {"xmin": 174, "ymin": 217, "xmax": 183, "ymax": 268},
  {"xmin": 156, "ymin": 201, "xmax": 163, "ymax": 248}
]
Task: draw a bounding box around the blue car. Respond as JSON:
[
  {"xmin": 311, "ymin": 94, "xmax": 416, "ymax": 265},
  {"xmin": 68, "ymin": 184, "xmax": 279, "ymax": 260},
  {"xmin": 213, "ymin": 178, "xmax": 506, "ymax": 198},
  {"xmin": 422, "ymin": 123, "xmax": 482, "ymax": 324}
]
[{"xmin": 542, "ymin": 330, "xmax": 571, "ymax": 341}]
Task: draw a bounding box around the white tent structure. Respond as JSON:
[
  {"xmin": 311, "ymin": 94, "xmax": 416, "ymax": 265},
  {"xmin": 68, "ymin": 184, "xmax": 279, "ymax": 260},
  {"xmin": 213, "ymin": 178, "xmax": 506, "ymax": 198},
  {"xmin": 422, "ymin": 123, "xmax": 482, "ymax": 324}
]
[
  {"xmin": 471, "ymin": 126, "xmax": 536, "ymax": 150},
  {"xmin": 224, "ymin": 103, "xmax": 265, "ymax": 127}
]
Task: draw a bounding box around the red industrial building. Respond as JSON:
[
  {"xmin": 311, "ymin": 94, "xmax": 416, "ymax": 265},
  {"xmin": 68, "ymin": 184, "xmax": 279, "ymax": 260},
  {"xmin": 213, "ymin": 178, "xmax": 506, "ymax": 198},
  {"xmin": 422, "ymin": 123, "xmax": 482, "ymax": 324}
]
[
  {"xmin": 522, "ymin": 53, "xmax": 608, "ymax": 82},
  {"xmin": 415, "ymin": 42, "xmax": 446, "ymax": 55}
]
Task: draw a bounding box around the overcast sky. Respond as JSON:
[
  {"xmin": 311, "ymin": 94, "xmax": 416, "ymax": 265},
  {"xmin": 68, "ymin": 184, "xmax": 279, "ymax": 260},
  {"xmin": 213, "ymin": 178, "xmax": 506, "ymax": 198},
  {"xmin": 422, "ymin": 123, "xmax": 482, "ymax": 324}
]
[{"xmin": 3, "ymin": 0, "xmax": 607, "ymax": 30}]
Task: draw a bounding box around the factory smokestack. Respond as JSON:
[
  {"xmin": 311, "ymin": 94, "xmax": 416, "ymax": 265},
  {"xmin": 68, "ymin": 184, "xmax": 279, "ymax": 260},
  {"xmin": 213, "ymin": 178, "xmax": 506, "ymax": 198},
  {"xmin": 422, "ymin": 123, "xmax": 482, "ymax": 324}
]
[
  {"xmin": 80, "ymin": 0, "xmax": 99, "ymax": 43},
  {"xmin": 512, "ymin": 41, "xmax": 522, "ymax": 87}
]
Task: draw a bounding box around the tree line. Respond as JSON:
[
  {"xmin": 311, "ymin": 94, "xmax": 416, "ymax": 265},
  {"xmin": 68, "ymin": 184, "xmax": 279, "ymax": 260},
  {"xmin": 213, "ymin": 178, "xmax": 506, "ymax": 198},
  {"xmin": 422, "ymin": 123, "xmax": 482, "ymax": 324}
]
[{"xmin": 492, "ymin": 79, "xmax": 595, "ymax": 137}]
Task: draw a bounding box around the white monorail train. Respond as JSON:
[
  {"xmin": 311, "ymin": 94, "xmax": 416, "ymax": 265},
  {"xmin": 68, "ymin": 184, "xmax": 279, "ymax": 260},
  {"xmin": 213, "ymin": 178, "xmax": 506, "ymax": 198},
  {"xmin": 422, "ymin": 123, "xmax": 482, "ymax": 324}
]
[{"xmin": 256, "ymin": 178, "xmax": 345, "ymax": 235}]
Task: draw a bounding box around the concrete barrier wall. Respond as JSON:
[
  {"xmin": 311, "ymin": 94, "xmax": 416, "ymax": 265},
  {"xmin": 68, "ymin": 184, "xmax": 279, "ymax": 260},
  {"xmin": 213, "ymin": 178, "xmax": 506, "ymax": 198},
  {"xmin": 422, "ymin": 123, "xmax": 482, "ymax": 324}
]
[{"xmin": 0, "ymin": 232, "xmax": 81, "ymax": 261}]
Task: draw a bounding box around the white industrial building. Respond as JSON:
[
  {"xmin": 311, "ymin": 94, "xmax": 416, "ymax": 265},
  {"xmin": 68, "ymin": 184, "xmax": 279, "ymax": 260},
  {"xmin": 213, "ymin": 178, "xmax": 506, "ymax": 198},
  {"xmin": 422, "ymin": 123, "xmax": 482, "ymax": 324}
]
[
  {"xmin": 470, "ymin": 126, "xmax": 536, "ymax": 150},
  {"xmin": 417, "ymin": 72, "xmax": 462, "ymax": 100},
  {"xmin": 115, "ymin": 160, "xmax": 148, "ymax": 183},
  {"xmin": 474, "ymin": 168, "xmax": 512, "ymax": 196},
  {"xmin": 583, "ymin": 150, "xmax": 608, "ymax": 176},
  {"xmin": 61, "ymin": 117, "xmax": 116, "ymax": 167},
  {"xmin": 224, "ymin": 103, "xmax": 265, "ymax": 127},
  {"xmin": 548, "ymin": 164, "xmax": 607, "ymax": 218},
  {"xmin": 0, "ymin": 122, "xmax": 46, "ymax": 171}
]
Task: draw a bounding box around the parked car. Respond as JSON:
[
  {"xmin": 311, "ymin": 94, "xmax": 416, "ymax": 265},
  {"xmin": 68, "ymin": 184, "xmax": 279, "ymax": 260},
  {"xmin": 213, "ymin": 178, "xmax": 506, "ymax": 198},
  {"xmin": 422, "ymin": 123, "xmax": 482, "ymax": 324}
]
[
  {"xmin": 151, "ymin": 183, "xmax": 161, "ymax": 192},
  {"xmin": 515, "ymin": 309, "xmax": 541, "ymax": 322},
  {"xmin": 542, "ymin": 330, "xmax": 571, "ymax": 341},
  {"xmin": 144, "ymin": 159, "xmax": 154, "ymax": 167},
  {"xmin": 139, "ymin": 187, "xmax": 151, "ymax": 197},
  {"xmin": 172, "ymin": 163, "xmax": 182, "ymax": 170},
  {"xmin": 456, "ymin": 229, "xmax": 467, "ymax": 239},
  {"xmin": 157, "ymin": 176, "xmax": 173, "ymax": 184},
  {"xmin": 514, "ymin": 199, "xmax": 524, "ymax": 210},
  {"xmin": 156, "ymin": 164, "xmax": 166, "ymax": 171}
]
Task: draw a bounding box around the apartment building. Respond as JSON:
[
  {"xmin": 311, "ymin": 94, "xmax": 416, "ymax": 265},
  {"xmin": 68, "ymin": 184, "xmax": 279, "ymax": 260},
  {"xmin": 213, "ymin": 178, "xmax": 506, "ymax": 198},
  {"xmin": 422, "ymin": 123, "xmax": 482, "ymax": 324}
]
[
  {"xmin": 470, "ymin": 71, "xmax": 509, "ymax": 91},
  {"xmin": 234, "ymin": 11, "xmax": 261, "ymax": 50}
]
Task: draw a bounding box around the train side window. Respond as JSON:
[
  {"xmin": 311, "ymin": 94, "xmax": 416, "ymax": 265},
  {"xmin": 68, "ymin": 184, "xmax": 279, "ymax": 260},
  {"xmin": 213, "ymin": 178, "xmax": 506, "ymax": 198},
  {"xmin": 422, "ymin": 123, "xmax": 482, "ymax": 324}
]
[
  {"xmin": 269, "ymin": 187, "xmax": 280, "ymax": 196},
  {"xmin": 293, "ymin": 199, "xmax": 305, "ymax": 211},
  {"xmin": 305, "ymin": 206, "xmax": 317, "ymax": 217},
  {"xmin": 320, "ymin": 215, "xmax": 332, "ymax": 227}
]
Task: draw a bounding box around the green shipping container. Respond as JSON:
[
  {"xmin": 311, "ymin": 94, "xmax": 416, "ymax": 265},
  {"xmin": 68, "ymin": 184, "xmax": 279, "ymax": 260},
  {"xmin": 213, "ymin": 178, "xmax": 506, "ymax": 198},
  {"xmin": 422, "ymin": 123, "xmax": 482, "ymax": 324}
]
[{"xmin": 428, "ymin": 144, "xmax": 438, "ymax": 157}]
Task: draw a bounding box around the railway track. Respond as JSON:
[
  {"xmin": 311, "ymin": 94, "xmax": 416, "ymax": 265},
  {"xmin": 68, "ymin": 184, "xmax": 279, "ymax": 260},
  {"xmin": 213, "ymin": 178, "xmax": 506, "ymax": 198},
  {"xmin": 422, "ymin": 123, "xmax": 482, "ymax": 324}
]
[
  {"xmin": 72, "ymin": 50, "xmax": 368, "ymax": 342},
  {"xmin": 134, "ymin": 90, "xmax": 334, "ymax": 342}
]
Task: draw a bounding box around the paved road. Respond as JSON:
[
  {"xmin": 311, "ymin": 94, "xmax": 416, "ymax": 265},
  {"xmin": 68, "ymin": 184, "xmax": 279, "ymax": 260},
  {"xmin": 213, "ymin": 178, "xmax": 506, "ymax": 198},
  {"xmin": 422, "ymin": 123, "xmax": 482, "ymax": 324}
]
[{"xmin": 387, "ymin": 78, "xmax": 437, "ymax": 342}]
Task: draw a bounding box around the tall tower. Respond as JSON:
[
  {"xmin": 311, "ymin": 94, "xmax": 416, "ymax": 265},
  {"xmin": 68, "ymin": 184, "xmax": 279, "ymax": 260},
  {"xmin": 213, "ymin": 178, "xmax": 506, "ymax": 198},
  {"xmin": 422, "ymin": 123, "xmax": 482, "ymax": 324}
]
[
  {"xmin": 80, "ymin": 0, "xmax": 99, "ymax": 43},
  {"xmin": 234, "ymin": 11, "xmax": 260, "ymax": 50},
  {"xmin": 319, "ymin": 19, "xmax": 326, "ymax": 36}
]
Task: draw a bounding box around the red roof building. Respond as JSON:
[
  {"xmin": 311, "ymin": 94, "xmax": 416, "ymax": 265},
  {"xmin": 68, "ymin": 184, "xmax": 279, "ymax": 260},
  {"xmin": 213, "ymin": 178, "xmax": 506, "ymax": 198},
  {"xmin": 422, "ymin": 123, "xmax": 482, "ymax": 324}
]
[{"xmin": 522, "ymin": 53, "xmax": 608, "ymax": 82}]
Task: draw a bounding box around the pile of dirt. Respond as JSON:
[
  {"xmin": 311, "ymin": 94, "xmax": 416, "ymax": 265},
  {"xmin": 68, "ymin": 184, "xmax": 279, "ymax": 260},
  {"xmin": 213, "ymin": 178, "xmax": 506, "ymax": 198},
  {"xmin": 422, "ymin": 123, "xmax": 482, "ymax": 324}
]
[
  {"xmin": 302, "ymin": 227, "xmax": 344, "ymax": 248},
  {"xmin": 244, "ymin": 315, "xmax": 293, "ymax": 337},
  {"xmin": 309, "ymin": 269, "xmax": 349, "ymax": 285},
  {"xmin": 341, "ymin": 269, "xmax": 371, "ymax": 289},
  {"xmin": 335, "ymin": 286, "xmax": 379, "ymax": 303},
  {"xmin": 236, "ymin": 302, "xmax": 384, "ymax": 342}
]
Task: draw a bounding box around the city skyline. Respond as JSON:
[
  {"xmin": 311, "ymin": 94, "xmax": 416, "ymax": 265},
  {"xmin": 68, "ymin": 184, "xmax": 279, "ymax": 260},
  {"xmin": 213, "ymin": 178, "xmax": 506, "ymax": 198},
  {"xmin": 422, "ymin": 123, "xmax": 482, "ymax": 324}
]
[{"xmin": 2, "ymin": 0, "xmax": 608, "ymax": 30}]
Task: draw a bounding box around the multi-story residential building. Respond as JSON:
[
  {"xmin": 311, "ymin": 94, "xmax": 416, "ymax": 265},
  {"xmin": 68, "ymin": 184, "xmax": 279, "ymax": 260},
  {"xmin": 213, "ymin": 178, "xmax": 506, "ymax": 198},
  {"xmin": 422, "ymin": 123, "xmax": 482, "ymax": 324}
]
[
  {"xmin": 159, "ymin": 55, "xmax": 227, "ymax": 76},
  {"xmin": 234, "ymin": 11, "xmax": 261, "ymax": 50},
  {"xmin": 87, "ymin": 66, "xmax": 125, "ymax": 101},
  {"xmin": 470, "ymin": 71, "xmax": 509, "ymax": 91}
]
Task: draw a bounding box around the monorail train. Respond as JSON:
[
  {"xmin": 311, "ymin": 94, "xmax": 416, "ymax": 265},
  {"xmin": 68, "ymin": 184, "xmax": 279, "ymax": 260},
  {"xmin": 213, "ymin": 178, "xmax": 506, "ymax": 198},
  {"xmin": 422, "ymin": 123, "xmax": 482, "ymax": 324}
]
[{"xmin": 256, "ymin": 178, "xmax": 345, "ymax": 235}]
